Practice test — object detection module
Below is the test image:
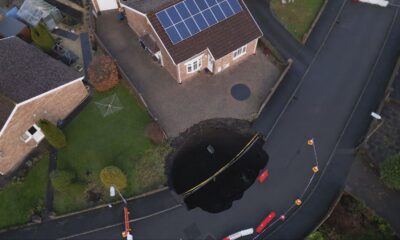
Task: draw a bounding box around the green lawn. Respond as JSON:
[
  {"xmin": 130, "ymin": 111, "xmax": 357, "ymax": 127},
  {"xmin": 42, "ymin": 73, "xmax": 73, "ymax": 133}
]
[
  {"xmin": 271, "ymin": 0, "xmax": 325, "ymax": 41},
  {"xmin": 54, "ymin": 84, "xmax": 168, "ymax": 214},
  {"xmin": 0, "ymin": 155, "xmax": 49, "ymax": 229}
]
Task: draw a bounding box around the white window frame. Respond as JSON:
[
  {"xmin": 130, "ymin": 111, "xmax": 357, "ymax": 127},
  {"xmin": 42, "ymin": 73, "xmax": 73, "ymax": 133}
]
[
  {"xmin": 233, "ymin": 45, "xmax": 247, "ymax": 60},
  {"xmin": 185, "ymin": 55, "xmax": 203, "ymax": 74},
  {"xmin": 21, "ymin": 124, "xmax": 45, "ymax": 143}
]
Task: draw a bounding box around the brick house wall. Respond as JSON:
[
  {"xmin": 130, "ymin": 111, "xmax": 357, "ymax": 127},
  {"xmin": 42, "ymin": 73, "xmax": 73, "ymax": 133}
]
[
  {"xmin": 0, "ymin": 79, "xmax": 88, "ymax": 174},
  {"xmin": 124, "ymin": 6, "xmax": 180, "ymax": 80},
  {"xmin": 123, "ymin": 7, "xmax": 259, "ymax": 83},
  {"xmin": 124, "ymin": 8, "xmax": 150, "ymax": 37},
  {"xmin": 177, "ymin": 50, "xmax": 210, "ymax": 82},
  {"xmin": 214, "ymin": 38, "xmax": 258, "ymax": 74}
]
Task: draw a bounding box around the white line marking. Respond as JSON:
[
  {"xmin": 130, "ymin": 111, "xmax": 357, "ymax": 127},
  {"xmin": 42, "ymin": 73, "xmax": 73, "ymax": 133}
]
[{"xmin": 57, "ymin": 205, "xmax": 182, "ymax": 240}]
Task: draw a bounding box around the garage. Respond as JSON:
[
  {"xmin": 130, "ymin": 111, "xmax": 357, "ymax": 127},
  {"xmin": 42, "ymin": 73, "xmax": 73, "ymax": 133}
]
[{"xmin": 93, "ymin": 0, "xmax": 118, "ymax": 12}]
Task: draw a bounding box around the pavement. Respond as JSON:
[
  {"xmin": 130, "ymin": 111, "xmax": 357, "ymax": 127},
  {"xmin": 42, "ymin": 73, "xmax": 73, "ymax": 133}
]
[
  {"xmin": 1, "ymin": 1, "xmax": 400, "ymax": 239},
  {"xmin": 95, "ymin": 11, "xmax": 280, "ymax": 137}
]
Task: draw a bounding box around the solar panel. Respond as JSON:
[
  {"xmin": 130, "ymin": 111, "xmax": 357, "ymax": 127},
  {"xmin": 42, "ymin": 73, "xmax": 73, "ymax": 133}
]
[{"xmin": 156, "ymin": 0, "xmax": 243, "ymax": 45}]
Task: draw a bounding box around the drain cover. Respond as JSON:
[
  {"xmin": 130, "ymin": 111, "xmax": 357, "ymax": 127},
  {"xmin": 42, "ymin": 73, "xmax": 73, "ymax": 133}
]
[{"xmin": 231, "ymin": 84, "xmax": 251, "ymax": 101}]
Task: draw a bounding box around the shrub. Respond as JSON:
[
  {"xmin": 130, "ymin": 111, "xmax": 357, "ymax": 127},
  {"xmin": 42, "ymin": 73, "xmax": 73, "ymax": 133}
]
[
  {"xmin": 51, "ymin": 170, "xmax": 75, "ymax": 192},
  {"xmin": 31, "ymin": 23, "xmax": 55, "ymax": 52},
  {"xmin": 307, "ymin": 231, "xmax": 326, "ymax": 240},
  {"xmin": 38, "ymin": 119, "xmax": 67, "ymax": 149},
  {"xmin": 380, "ymin": 153, "xmax": 400, "ymax": 190},
  {"xmin": 88, "ymin": 56, "xmax": 119, "ymax": 92},
  {"xmin": 100, "ymin": 166, "xmax": 127, "ymax": 190}
]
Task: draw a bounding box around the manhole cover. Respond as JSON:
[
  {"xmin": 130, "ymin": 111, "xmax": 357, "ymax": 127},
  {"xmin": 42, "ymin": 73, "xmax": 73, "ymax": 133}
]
[{"xmin": 231, "ymin": 84, "xmax": 251, "ymax": 101}]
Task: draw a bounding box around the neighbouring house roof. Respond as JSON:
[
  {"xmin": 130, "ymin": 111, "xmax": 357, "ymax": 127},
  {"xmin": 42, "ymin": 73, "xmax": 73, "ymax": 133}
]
[
  {"xmin": 0, "ymin": 8, "xmax": 27, "ymax": 37},
  {"xmin": 146, "ymin": 0, "xmax": 262, "ymax": 64},
  {"xmin": 0, "ymin": 37, "xmax": 82, "ymax": 103},
  {"xmin": 0, "ymin": 95, "xmax": 16, "ymax": 131},
  {"xmin": 122, "ymin": 0, "xmax": 174, "ymax": 14}
]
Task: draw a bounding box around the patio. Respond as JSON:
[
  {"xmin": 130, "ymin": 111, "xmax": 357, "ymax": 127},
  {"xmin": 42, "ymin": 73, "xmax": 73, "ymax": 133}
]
[{"xmin": 95, "ymin": 10, "xmax": 281, "ymax": 137}]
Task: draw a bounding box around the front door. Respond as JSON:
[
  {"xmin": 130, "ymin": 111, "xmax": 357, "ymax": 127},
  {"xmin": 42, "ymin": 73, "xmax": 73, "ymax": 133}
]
[{"xmin": 207, "ymin": 55, "xmax": 214, "ymax": 73}]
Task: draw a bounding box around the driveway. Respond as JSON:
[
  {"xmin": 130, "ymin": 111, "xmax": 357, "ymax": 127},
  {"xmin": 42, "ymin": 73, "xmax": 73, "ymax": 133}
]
[{"xmin": 95, "ymin": 10, "xmax": 280, "ymax": 137}]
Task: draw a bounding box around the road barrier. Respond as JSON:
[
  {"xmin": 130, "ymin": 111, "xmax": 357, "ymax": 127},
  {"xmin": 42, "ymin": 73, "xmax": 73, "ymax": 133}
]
[{"xmin": 255, "ymin": 211, "xmax": 276, "ymax": 233}]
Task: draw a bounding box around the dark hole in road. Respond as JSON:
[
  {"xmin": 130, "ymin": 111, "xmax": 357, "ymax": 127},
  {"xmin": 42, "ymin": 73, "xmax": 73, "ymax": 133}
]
[{"xmin": 168, "ymin": 119, "xmax": 268, "ymax": 213}]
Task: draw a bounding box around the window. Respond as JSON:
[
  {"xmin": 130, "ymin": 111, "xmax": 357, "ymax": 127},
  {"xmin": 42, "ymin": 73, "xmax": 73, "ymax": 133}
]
[
  {"xmin": 233, "ymin": 45, "xmax": 247, "ymax": 60},
  {"xmin": 186, "ymin": 56, "xmax": 202, "ymax": 74},
  {"xmin": 21, "ymin": 124, "xmax": 45, "ymax": 143}
]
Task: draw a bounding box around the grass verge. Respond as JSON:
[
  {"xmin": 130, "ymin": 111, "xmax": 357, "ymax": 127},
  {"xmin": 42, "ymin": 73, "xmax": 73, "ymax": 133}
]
[
  {"xmin": 0, "ymin": 155, "xmax": 49, "ymax": 229},
  {"xmin": 270, "ymin": 0, "xmax": 325, "ymax": 41}
]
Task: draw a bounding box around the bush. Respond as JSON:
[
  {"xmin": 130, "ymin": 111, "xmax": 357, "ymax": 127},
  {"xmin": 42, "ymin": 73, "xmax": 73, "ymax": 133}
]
[
  {"xmin": 100, "ymin": 166, "xmax": 127, "ymax": 190},
  {"xmin": 38, "ymin": 119, "xmax": 67, "ymax": 149},
  {"xmin": 380, "ymin": 153, "xmax": 400, "ymax": 190},
  {"xmin": 31, "ymin": 23, "xmax": 55, "ymax": 52},
  {"xmin": 307, "ymin": 231, "xmax": 326, "ymax": 240},
  {"xmin": 51, "ymin": 170, "xmax": 75, "ymax": 192},
  {"xmin": 88, "ymin": 56, "xmax": 119, "ymax": 92}
]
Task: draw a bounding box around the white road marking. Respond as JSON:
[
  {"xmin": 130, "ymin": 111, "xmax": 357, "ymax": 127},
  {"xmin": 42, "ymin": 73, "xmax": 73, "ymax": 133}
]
[{"xmin": 57, "ymin": 204, "xmax": 182, "ymax": 240}]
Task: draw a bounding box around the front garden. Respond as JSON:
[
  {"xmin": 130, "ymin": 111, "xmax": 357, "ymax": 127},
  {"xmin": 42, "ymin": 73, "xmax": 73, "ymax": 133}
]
[
  {"xmin": 53, "ymin": 83, "xmax": 169, "ymax": 214},
  {"xmin": 270, "ymin": 0, "xmax": 325, "ymax": 41},
  {"xmin": 0, "ymin": 155, "xmax": 49, "ymax": 229}
]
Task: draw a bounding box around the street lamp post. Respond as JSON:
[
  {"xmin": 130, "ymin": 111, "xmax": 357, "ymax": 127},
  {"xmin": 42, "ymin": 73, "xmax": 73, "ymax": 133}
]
[
  {"xmin": 109, "ymin": 185, "xmax": 131, "ymax": 239},
  {"xmin": 110, "ymin": 185, "xmax": 127, "ymax": 205},
  {"xmin": 356, "ymin": 112, "xmax": 384, "ymax": 150}
]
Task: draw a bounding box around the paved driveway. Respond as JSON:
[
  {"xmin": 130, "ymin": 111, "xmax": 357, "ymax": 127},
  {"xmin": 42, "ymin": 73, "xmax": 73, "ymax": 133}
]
[{"xmin": 95, "ymin": 10, "xmax": 280, "ymax": 137}]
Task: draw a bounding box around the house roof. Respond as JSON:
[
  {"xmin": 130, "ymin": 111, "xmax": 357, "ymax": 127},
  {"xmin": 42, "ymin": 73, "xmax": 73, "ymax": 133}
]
[
  {"xmin": 0, "ymin": 37, "xmax": 82, "ymax": 103},
  {"xmin": 122, "ymin": 0, "xmax": 174, "ymax": 14},
  {"xmin": 0, "ymin": 95, "xmax": 15, "ymax": 131},
  {"xmin": 146, "ymin": 0, "xmax": 262, "ymax": 64},
  {"xmin": 0, "ymin": 8, "xmax": 27, "ymax": 37}
]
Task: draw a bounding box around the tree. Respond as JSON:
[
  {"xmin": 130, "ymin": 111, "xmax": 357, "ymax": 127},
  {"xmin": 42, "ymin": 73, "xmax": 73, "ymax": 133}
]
[
  {"xmin": 38, "ymin": 119, "xmax": 67, "ymax": 149},
  {"xmin": 88, "ymin": 56, "xmax": 119, "ymax": 92},
  {"xmin": 50, "ymin": 170, "xmax": 75, "ymax": 192},
  {"xmin": 380, "ymin": 153, "xmax": 400, "ymax": 190},
  {"xmin": 100, "ymin": 166, "xmax": 127, "ymax": 190}
]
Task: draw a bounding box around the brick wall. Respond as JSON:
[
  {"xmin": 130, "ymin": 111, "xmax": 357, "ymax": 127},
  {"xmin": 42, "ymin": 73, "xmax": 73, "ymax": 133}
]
[
  {"xmin": 124, "ymin": 8, "xmax": 150, "ymax": 37},
  {"xmin": 177, "ymin": 50, "xmax": 209, "ymax": 82},
  {"xmin": 214, "ymin": 38, "xmax": 258, "ymax": 74},
  {"xmin": 0, "ymin": 80, "xmax": 88, "ymax": 174}
]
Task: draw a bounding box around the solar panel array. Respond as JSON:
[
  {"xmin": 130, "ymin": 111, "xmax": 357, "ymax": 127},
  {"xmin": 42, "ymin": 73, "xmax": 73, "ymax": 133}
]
[{"xmin": 156, "ymin": 0, "xmax": 243, "ymax": 45}]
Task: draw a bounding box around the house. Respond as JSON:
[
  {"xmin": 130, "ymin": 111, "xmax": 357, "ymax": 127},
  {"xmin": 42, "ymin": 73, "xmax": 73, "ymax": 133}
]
[
  {"xmin": 0, "ymin": 37, "xmax": 88, "ymax": 175},
  {"xmin": 92, "ymin": 0, "xmax": 263, "ymax": 83},
  {"xmin": 0, "ymin": 8, "xmax": 30, "ymax": 41}
]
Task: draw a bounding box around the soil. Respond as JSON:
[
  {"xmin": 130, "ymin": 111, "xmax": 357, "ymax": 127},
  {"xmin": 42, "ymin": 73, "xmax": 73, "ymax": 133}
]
[
  {"xmin": 145, "ymin": 122, "xmax": 165, "ymax": 144},
  {"xmin": 317, "ymin": 193, "xmax": 397, "ymax": 240},
  {"xmin": 166, "ymin": 119, "xmax": 268, "ymax": 213}
]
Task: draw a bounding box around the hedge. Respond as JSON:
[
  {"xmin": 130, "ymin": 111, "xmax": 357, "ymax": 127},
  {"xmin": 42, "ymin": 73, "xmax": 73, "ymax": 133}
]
[
  {"xmin": 100, "ymin": 166, "xmax": 127, "ymax": 190},
  {"xmin": 380, "ymin": 153, "xmax": 400, "ymax": 190},
  {"xmin": 38, "ymin": 119, "xmax": 67, "ymax": 149},
  {"xmin": 51, "ymin": 170, "xmax": 75, "ymax": 192}
]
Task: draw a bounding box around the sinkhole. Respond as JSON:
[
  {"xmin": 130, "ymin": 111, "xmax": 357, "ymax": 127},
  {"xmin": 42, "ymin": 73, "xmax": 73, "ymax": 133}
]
[{"xmin": 167, "ymin": 119, "xmax": 268, "ymax": 213}]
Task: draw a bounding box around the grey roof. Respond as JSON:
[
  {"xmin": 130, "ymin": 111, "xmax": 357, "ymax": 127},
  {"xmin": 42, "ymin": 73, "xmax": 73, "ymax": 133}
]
[
  {"xmin": 0, "ymin": 10, "xmax": 27, "ymax": 37},
  {"xmin": 0, "ymin": 95, "xmax": 15, "ymax": 131},
  {"xmin": 122, "ymin": 0, "xmax": 174, "ymax": 13},
  {"xmin": 0, "ymin": 37, "xmax": 82, "ymax": 103}
]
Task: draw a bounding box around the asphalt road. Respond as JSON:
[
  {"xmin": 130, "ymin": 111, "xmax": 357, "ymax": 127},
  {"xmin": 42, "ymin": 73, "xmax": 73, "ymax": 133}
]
[{"xmin": 2, "ymin": 1, "xmax": 400, "ymax": 240}]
